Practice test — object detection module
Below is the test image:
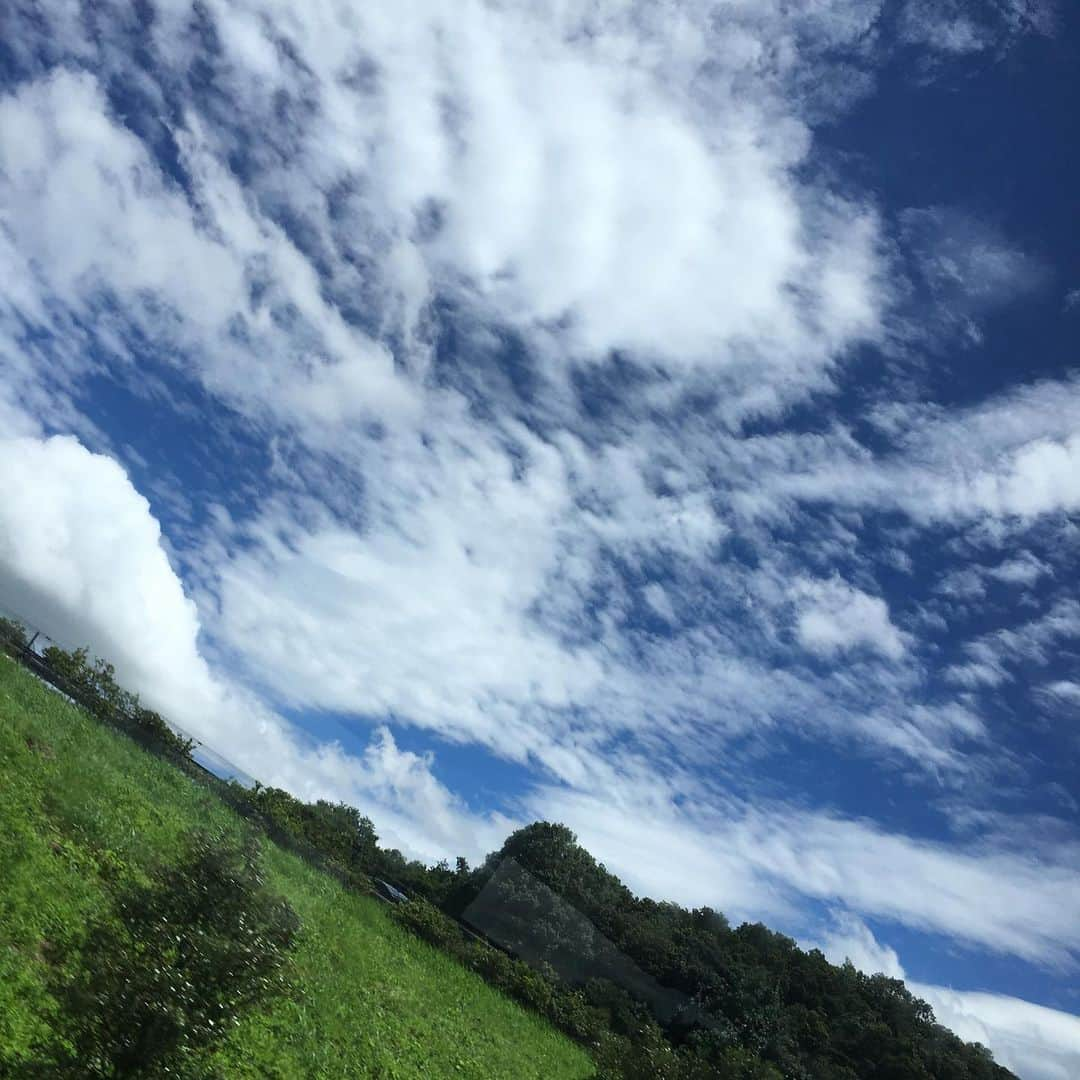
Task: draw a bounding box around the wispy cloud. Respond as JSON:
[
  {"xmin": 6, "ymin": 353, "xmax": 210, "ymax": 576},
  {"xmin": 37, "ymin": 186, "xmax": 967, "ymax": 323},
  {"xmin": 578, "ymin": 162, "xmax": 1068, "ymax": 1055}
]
[
  {"xmin": 899, "ymin": 0, "xmax": 1058, "ymax": 55},
  {"xmin": 946, "ymin": 599, "xmax": 1080, "ymax": 689}
]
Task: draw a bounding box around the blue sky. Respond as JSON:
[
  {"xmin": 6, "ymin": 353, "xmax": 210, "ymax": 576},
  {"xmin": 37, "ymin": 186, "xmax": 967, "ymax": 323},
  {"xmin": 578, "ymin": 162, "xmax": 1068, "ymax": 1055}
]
[{"xmin": 0, "ymin": 1, "xmax": 1078, "ymax": 1074}]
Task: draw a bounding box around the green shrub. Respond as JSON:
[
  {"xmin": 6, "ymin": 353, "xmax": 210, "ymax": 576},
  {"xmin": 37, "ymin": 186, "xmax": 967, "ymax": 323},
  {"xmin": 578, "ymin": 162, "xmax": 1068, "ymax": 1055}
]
[
  {"xmin": 37, "ymin": 644, "xmax": 194, "ymax": 761},
  {"xmin": 390, "ymin": 896, "xmax": 465, "ymax": 953},
  {"xmin": 0, "ymin": 616, "xmax": 28, "ymax": 652},
  {"xmin": 46, "ymin": 830, "xmax": 300, "ymax": 1078}
]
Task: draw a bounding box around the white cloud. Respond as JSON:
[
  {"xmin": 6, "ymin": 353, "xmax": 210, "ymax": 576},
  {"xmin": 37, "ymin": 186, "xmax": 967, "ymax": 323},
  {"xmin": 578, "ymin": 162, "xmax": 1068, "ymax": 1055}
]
[
  {"xmin": 933, "ymin": 552, "xmax": 1049, "ymax": 604},
  {"xmin": 808, "ymin": 910, "xmax": 905, "ymax": 977},
  {"xmin": 1, "ymin": 438, "xmax": 1017, "ymax": 933},
  {"xmin": 955, "ymin": 435, "xmax": 1080, "ymax": 519},
  {"xmin": 643, "ymin": 583, "xmax": 678, "ymax": 624},
  {"xmin": 946, "ymin": 599, "xmax": 1080, "ymax": 688},
  {"xmin": 1, "ymin": 0, "xmax": 891, "ymax": 422},
  {"xmin": 0, "ymin": 15, "xmax": 915, "ymax": 799},
  {"xmin": 936, "ymin": 566, "xmax": 988, "ymax": 600},
  {"xmin": 760, "ymin": 377, "xmax": 1080, "ymax": 526},
  {"xmin": 899, "ymin": 0, "xmax": 1057, "ymax": 55},
  {"xmin": 989, "ymin": 553, "xmax": 1050, "ymax": 587},
  {"xmin": 856, "ymin": 427, "xmax": 1080, "ymax": 525},
  {"xmin": 211, "ymin": 425, "xmax": 607, "ymax": 771},
  {"xmin": 353, "ymin": 726, "xmax": 513, "ymax": 860},
  {"xmin": 206, "ymin": 456, "xmax": 988, "ymax": 784},
  {"xmin": 0, "ymin": 4, "xmax": 1023, "ymax": 805},
  {"xmin": 915, "ymin": 985, "xmax": 1080, "ymax": 1080},
  {"xmin": 0, "ymin": 69, "xmax": 415, "ymax": 432},
  {"xmin": 318, "ymin": 0, "xmax": 884, "ymax": 372},
  {"xmin": 0, "ymin": 378, "xmax": 42, "ymax": 440},
  {"xmin": 0, "ymin": 434, "xmax": 208, "ymax": 703},
  {"xmin": 1041, "ymin": 681, "xmax": 1080, "ymax": 708},
  {"xmin": 792, "ymin": 576, "xmax": 906, "ymax": 660},
  {"xmin": 899, "ymin": 3, "xmax": 994, "ymax": 54},
  {"xmin": 901, "ymin": 207, "xmax": 1046, "ymax": 321},
  {"xmin": 0, "ymin": 1, "xmax": 1076, "ymax": 1041}
]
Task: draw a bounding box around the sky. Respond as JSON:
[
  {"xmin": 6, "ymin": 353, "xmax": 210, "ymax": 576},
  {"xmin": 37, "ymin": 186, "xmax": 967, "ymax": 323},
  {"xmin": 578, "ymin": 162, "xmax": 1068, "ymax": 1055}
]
[{"xmin": 0, "ymin": 0, "xmax": 1078, "ymax": 1075}]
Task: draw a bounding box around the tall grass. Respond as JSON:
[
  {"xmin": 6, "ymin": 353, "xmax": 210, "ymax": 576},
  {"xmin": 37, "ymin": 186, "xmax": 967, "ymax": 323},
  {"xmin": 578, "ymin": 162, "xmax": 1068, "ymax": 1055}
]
[{"xmin": 0, "ymin": 656, "xmax": 593, "ymax": 1079}]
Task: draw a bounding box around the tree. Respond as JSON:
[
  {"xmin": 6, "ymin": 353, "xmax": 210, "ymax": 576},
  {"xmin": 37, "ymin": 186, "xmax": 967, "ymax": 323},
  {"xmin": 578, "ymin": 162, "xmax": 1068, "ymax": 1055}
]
[
  {"xmin": 49, "ymin": 830, "xmax": 300, "ymax": 1078},
  {"xmin": 0, "ymin": 615, "xmax": 28, "ymax": 651}
]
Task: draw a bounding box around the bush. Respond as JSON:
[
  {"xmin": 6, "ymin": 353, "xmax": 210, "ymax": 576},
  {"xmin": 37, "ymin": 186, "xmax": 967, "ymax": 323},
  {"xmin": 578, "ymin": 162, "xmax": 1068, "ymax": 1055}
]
[
  {"xmin": 125, "ymin": 705, "xmax": 195, "ymax": 761},
  {"xmin": 0, "ymin": 616, "xmax": 28, "ymax": 652},
  {"xmin": 37, "ymin": 644, "xmax": 194, "ymax": 761},
  {"xmin": 47, "ymin": 830, "xmax": 300, "ymax": 1078},
  {"xmin": 390, "ymin": 897, "xmax": 466, "ymax": 953}
]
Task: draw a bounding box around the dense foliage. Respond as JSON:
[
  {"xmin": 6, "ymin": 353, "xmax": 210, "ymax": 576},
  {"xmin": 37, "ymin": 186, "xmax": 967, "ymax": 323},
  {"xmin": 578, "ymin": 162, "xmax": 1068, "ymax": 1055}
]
[
  {"xmin": 0, "ymin": 615, "xmax": 28, "ymax": 651},
  {"xmin": 443, "ymin": 824, "xmax": 1013, "ymax": 1080},
  {"xmin": 217, "ymin": 779, "xmax": 474, "ymax": 907},
  {"xmin": 4, "ymin": 634, "xmax": 1016, "ymax": 1079},
  {"xmin": 45, "ymin": 831, "xmax": 300, "ymax": 1078}
]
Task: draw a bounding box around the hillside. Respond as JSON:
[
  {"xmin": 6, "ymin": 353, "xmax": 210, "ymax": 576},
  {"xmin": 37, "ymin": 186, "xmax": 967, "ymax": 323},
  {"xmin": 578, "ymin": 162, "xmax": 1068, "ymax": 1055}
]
[
  {"xmin": 0, "ymin": 629, "xmax": 1020, "ymax": 1079},
  {"xmin": 0, "ymin": 654, "xmax": 593, "ymax": 1079}
]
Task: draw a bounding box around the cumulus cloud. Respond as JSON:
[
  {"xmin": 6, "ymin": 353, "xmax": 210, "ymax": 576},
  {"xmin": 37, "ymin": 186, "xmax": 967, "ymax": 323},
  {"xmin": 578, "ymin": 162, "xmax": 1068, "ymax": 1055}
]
[
  {"xmin": 934, "ymin": 552, "xmax": 1049, "ymax": 606},
  {"xmin": 1041, "ymin": 681, "xmax": 1080, "ymax": 708},
  {"xmin": 792, "ymin": 576, "xmax": 907, "ymax": 659},
  {"xmin": 0, "ymin": 434, "xmax": 208, "ymax": 701},
  {"xmin": 916, "ymin": 986, "xmax": 1080, "ymax": 1080},
  {"xmin": 643, "ymin": 583, "xmax": 678, "ymax": 624},
  {"xmin": 953, "ymin": 435, "xmax": 1080, "ymax": 519},
  {"xmin": 0, "ymin": 2, "xmax": 1041, "ymax": 790},
  {"xmin": 263, "ymin": 0, "xmax": 883, "ymax": 372},
  {"xmin": 988, "ymin": 553, "xmax": 1050, "ymax": 587},
  {"xmin": 809, "ymin": 910, "xmax": 905, "ymax": 977},
  {"xmin": 205, "ymin": 454, "xmax": 987, "ymax": 784},
  {"xmin": 946, "ymin": 599, "xmax": 1080, "ymax": 689},
  {"xmin": 759, "ymin": 377, "xmax": 1080, "ymax": 526},
  {"xmin": 0, "ymin": 0, "xmax": 891, "ymax": 427},
  {"xmin": 211, "ymin": 429, "xmax": 606, "ymax": 767}
]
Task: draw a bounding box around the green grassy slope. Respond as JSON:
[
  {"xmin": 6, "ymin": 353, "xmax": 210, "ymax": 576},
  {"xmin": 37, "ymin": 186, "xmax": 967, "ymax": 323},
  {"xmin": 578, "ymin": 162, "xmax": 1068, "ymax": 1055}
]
[{"xmin": 0, "ymin": 656, "xmax": 593, "ymax": 1079}]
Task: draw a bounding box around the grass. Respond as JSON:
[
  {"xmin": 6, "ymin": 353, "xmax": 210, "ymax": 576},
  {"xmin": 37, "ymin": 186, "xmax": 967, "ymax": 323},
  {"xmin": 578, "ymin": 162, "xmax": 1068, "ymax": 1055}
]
[{"xmin": 0, "ymin": 655, "xmax": 594, "ymax": 1079}]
